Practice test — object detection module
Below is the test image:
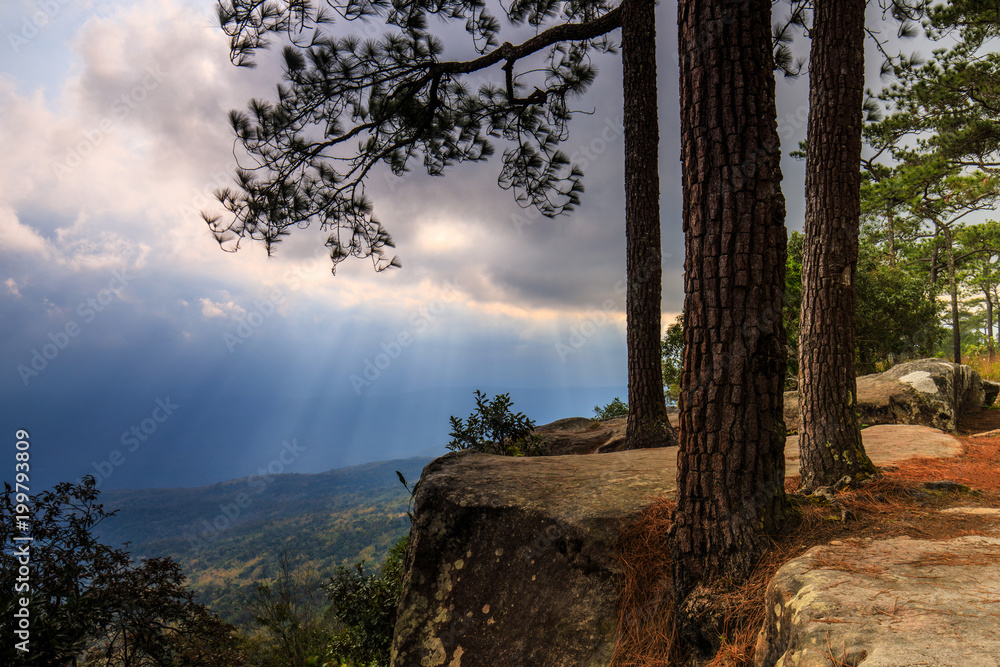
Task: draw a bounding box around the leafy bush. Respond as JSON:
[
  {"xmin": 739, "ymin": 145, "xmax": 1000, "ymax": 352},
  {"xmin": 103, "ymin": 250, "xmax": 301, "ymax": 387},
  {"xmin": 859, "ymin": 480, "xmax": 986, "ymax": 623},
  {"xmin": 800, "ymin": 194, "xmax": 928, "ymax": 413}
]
[
  {"xmin": 447, "ymin": 390, "xmax": 547, "ymax": 456},
  {"xmin": 324, "ymin": 536, "xmax": 408, "ymax": 666},
  {"xmin": 241, "ymin": 552, "xmax": 332, "ymax": 667},
  {"xmin": 593, "ymin": 397, "xmax": 629, "ymax": 420},
  {"xmin": 0, "ymin": 478, "xmax": 241, "ymax": 666},
  {"xmin": 662, "ymin": 314, "xmax": 683, "ymax": 404}
]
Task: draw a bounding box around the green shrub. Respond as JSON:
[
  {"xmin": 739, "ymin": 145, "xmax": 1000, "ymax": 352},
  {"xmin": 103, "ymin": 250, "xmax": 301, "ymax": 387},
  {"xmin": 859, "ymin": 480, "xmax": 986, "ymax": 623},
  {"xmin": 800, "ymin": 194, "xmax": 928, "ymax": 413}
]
[
  {"xmin": 662, "ymin": 314, "xmax": 683, "ymax": 404},
  {"xmin": 447, "ymin": 390, "xmax": 547, "ymax": 456},
  {"xmin": 593, "ymin": 397, "xmax": 629, "ymax": 420},
  {"xmin": 324, "ymin": 536, "xmax": 408, "ymax": 667}
]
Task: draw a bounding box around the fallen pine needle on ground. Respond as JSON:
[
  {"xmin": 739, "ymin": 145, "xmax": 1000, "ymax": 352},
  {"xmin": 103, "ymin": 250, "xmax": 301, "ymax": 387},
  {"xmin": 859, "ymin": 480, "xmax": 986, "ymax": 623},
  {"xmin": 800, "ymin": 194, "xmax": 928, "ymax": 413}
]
[{"xmin": 613, "ymin": 413, "xmax": 1000, "ymax": 667}]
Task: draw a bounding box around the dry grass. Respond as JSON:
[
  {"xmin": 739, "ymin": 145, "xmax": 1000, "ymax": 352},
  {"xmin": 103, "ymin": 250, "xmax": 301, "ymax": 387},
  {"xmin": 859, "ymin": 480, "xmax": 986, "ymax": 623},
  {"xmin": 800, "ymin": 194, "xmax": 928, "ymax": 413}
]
[
  {"xmin": 965, "ymin": 354, "xmax": 1000, "ymax": 384},
  {"xmin": 613, "ymin": 430, "xmax": 1000, "ymax": 667}
]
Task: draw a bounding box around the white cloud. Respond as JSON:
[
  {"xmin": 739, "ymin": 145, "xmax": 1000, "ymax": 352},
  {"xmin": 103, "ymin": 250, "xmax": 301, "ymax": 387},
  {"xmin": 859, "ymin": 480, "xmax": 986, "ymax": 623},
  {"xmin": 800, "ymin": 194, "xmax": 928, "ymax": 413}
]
[
  {"xmin": 199, "ymin": 296, "xmax": 245, "ymax": 319},
  {"xmin": 0, "ymin": 205, "xmax": 51, "ymax": 258},
  {"xmin": 0, "ymin": 204, "xmax": 149, "ymax": 273},
  {"xmin": 5, "ymin": 278, "xmax": 22, "ymax": 297}
]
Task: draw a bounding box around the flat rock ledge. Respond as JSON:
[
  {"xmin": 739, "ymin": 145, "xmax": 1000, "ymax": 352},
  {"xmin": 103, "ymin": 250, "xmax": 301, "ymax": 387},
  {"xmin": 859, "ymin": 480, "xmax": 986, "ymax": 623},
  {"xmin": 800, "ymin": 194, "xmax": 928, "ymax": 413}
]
[
  {"xmin": 755, "ymin": 508, "xmax": 1000, "ymax": 667},
  {"xmin": 391, "ymin": 425, "xmax": 967, "ymax": 667},
  {"xmin": 390, "ymin": 449, "xmax": 676, "ymax": 667}
]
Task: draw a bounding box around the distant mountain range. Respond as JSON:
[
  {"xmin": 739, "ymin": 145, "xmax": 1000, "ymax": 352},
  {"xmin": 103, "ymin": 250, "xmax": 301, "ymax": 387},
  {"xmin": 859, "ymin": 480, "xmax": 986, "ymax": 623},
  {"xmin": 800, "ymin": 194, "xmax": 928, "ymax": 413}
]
[{"xmin": 95, "ymin": 456, "xmax": 434, "ymax": 624}]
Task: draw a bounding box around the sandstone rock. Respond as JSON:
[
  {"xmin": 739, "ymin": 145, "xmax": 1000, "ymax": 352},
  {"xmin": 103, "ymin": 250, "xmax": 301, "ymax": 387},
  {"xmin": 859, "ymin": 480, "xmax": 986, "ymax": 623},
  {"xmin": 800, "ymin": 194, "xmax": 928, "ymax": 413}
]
[
  {"xmin": 754, "ymin": 515, "xmax": 1000, "ymax": 667},
  {"xmin": 534, "ymin": 416, "xmax": 626, "ymax": 455},
  {"xmin": 534, "ymin": 414, "xmax": 679, "ymax": 455},
  {"xmin": 983, "ymin": 379, "xmax": 1000, "ymax": 407},
  {"xmin": 783, "ymin": 425, "xmax": 961, "ymax": 478},
  {"xmin": 390, "ymin": 449, "xmax": 676, "ymax": 667},
  {"xmin": 393, "ymin": 425, "xmax": 966, "ymax": 666},
  {"xmin": 784, "ymin": 359, "xmax": 985, "ymax": 433}
]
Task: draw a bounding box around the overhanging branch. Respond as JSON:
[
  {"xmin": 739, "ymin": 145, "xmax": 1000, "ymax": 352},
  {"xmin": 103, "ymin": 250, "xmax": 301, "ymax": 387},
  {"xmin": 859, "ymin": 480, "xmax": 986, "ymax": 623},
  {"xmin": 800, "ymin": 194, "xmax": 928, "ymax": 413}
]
[{"xmin": 432, "ymin": 4, "xmax": 623, "ymax": 77}]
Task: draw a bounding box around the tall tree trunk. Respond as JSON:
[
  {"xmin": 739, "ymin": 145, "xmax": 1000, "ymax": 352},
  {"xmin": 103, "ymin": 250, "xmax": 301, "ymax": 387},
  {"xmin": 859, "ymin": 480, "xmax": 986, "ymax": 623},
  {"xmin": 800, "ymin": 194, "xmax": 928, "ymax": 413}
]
[
  {"xmin": 930, "ymin": 229, "xmax": 940, "ymax": 284},
  {"xmin": 945, "ymin": 224, "xmax": 961, "ymax": 364},
  {"xmin": 797, "ymin": 0, "xmax": 877, "ymax": 493},
  {"xmin": 887, "ymin": 207, "xmax": 896, "ymax": 267},
  {"xmin": 985, "ymin": 287, "xmax": 994, "ymax": 357},
  {"xmin": 992, "ymin": 285, "xmax": 999, "ymax": 357},
  {"xmin": 622, "ymin": 0, "xmax": 675, "ymax": 449},
  {"xmin": 672, "ymin": 0, "xmax": 792, "ymax": 644}
]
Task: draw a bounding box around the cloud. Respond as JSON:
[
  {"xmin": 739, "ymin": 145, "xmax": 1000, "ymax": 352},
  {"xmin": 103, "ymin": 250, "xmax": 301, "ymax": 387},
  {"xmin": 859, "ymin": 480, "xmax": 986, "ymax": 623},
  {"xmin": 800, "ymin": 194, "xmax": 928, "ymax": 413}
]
[
  {"xmin": 199, "ymin": 296, "xmax": 245, "ymax": 319},
  {"xmin": 0, "ymin": 204, "xmax": 150, "ymax": 274},
  {"xmin": 0, "ymin": 205, "xmax": 51, "ymax": 258},
  {"xmin": 5, "ymin": 278, "xmax": 22, "ymax": 297}
]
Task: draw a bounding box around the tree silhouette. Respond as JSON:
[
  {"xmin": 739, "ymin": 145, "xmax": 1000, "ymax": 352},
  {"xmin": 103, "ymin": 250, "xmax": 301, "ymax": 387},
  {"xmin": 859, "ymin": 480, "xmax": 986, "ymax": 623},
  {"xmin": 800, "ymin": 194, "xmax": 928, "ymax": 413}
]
[
  {"xmin": 206, "ymin": 0, "xmax": 676, "ymax": 449},
  {"xmin": 0, "ymin": 478, "xmax": 240, "ymax": 666}
]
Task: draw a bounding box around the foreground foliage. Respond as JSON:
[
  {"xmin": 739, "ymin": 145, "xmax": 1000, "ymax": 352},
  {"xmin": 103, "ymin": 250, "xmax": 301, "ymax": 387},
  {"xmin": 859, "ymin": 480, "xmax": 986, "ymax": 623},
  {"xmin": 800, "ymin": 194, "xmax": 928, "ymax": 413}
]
[
  {"xmin": 0, "ymin": 478, "xmax": 241, "ymax": 666},
  {"xmin": 325, "ymin": 536, "xmax": 408, "ymax": 666},
  {"xmin": 448, "ymin": 390, "xmax": 547, "ymax": 456},
  {"xmin": 594, "ymin": 397, "xmax": 630, "ymax": 420}
]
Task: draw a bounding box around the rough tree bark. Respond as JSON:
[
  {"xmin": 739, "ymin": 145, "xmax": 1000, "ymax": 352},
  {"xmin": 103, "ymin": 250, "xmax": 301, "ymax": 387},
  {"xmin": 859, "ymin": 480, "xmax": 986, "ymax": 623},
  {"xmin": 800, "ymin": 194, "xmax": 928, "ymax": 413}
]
[
  {"xmin": 622, "ymin": 0, "xmax": 677, "ymax": 449},
  {"xmin": 672, "ymin": 0, "xmax": 792, "ymax": 647},
  {"xmin": 797, "ymin": 0, "xmax": 878, "ymax": 493},
  {"xmin": 887, "ymin": 208, "xmax": 896, "ymax": 267},
  {"xmin": 985, "ymin": 288, "xmax": 994, "ymax": 356},
  {"xmin": 944, "ymin": 223, "xmax": 962, "ymax": 364}
]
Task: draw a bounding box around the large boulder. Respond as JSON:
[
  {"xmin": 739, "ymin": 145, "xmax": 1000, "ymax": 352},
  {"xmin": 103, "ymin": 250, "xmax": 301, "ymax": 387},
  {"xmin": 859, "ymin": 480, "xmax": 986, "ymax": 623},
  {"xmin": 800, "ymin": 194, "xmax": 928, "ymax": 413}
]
[
  {"xmin": 784, "ymin": 359, "xmax": 986, "ymax": 433},
  {"xmin": 754, "ymin": 509, "xmax": 1000, "ymax": 667},
  {"xmin": 534, "ymin": 417, "xmax": 627, "ymax": 455},
  {"xmin": 390, "ymin": 449, "xmax": 676, "ymax": 667},
  {"xmin": 390, "ymin": 426, "xmax": 965, "ymax": 666},
  {"xmin": 983, "ymin": 379, "xmax": 1000, "ymax": 407},
  {"xmin": 534, "ymin": 414, "xmax": 680, "ymax": 455}
]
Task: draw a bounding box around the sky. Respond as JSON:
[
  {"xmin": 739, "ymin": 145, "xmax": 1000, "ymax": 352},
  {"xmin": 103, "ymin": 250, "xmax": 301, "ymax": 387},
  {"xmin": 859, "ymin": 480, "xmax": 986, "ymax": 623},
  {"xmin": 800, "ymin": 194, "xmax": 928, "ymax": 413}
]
[{"xmin": 1, "ymin": 0, "xmax": 915, "ymax": 491}]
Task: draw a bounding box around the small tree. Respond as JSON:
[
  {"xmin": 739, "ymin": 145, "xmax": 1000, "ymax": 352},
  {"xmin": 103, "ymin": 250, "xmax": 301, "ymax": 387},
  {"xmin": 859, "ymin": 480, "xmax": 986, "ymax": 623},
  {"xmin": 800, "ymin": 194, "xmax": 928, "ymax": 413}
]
[
  {"xmin": 594, "ymin": 397, "xmax": 629, "ymax": 420},
  {"xmin": 85, "ymin": 558, "xmax": 246, "ymax": 666},
  {"xmin": 0, "ymin": 478, "xmax": 239, "ymax": 666},
  {"xmin": 660, "ymin": 314, "xmax": 682, "ymax": 404},
  {"xmin": 957, "ymin": 221, "xmax": 1000, "ymax": 355},
  {"xmin": 324, "ymin": 536, "xmax": 408, "ymax": 666},
  {"xmin": 243, "ymin": 551, "xmax": 331, "ymax": 667},
  {"xmin": 448, "ymin": 390, "xmax": 547, "ymax": 456}
]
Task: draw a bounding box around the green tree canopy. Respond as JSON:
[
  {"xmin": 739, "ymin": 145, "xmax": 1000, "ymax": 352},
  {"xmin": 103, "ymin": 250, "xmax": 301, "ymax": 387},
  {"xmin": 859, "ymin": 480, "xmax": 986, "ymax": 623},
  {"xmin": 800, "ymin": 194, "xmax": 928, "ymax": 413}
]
[
  {"xmin": 207, "ymin": 0, "xmax": 675, "ymax": 451},
  {"xmin": 0, "ymin": 478, "xmax": 240, "ymax": 666},
  {"xmin": 207, "ymin": 0, "xmax": 623, "ymax": 268}
]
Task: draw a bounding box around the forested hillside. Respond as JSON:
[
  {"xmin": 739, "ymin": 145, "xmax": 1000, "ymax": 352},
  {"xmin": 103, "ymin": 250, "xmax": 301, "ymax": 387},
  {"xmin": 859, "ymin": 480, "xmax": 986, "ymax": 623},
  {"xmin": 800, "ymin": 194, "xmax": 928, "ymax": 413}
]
[{"xmin": 95, "ymin": 457, "xmax": 431, "ymax": 624}]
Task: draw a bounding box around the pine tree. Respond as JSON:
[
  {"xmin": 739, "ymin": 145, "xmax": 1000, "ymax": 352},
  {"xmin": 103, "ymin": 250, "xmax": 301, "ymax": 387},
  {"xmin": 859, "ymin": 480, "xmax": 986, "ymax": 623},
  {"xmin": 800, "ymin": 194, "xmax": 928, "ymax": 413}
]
[
  {"xmin": 797, "ymin": 0, "xmax": 879, "ymax": 492},
  {"xmin": 207, "ymin": 0, "xmax": 677, "ymax": 450},
  {"xmin": 671, "ymin": 0, "xmax": 793, "ymax": 646}
]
